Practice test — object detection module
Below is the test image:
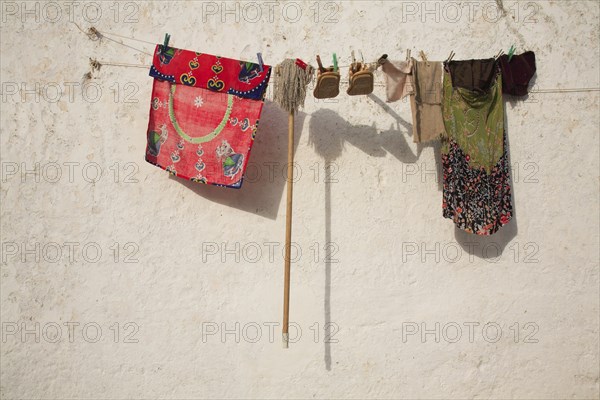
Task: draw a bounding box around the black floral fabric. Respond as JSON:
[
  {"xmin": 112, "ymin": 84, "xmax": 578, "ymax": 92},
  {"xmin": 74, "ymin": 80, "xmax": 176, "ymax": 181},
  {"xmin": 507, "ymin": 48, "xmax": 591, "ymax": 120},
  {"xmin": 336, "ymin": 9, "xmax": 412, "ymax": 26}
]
[{"xmin": 442, "ymin": 134, "xmax": 513, "ymax": 235}]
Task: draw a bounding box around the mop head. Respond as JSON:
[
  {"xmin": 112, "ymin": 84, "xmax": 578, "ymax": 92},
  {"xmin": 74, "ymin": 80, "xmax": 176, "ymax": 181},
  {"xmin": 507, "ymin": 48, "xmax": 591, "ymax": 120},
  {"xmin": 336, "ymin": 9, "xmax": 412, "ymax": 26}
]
[{"xmin": 273, "ymin": 59, "xmax": 314, "ymax": 114}]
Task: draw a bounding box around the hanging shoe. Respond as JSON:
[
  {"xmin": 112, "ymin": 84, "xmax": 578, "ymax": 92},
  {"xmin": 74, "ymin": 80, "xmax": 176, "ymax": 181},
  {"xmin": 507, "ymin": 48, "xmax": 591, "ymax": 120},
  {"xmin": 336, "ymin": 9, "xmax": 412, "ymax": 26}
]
[
  {"xmin": 347, "ymin": 61, "xmax": 374, "ymax": 96},
  {"xmin": 313, "ymin": 55, "xmax": 340, "ymax": 99}
]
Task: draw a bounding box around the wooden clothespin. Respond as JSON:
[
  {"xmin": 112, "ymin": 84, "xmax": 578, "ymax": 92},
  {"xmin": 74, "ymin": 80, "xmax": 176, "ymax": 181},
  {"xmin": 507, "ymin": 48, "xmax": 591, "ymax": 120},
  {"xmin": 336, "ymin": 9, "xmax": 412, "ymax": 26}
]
[
  {"xmin": 419, "ymin": 50, "xmax": 430, "ymax": 66},
  {"xmin": 495, "ymin": 49, "xmax": 504, "ymax": 59},
  {"xmin": 316, "ymin": 55, "xmax": 325, "ymax": 73},
  {"xmin": 447, "ymin": 50, "xmax": 455, "ymax": 62},
  {"xmin": 377, "ymin": 54, "xmax": 388, "ymax": 66},
  {"xmin": 350, "ymin": 50, "xmax": 357, "ymax": 72},
  {"xmin": 406, "ymin": 49, "xmax": 411, "ymax": 61},
  {"xmin": 87, "ymin": 27, "xmax": 102, "ymax": 41},
  {"xmin": 374, "ymin": 54, "xmax": 388, "ymax": 71},
  {"xmin": 257, "ymin": 53, "xmax": 264, "ymax": 72}
]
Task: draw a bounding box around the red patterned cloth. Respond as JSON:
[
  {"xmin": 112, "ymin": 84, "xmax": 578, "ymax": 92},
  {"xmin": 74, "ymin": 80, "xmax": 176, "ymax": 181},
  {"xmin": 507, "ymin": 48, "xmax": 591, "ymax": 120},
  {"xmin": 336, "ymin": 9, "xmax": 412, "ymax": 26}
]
[{"xmin": 145, "ymin": 44, "xmax": 271, "ymax": 188}]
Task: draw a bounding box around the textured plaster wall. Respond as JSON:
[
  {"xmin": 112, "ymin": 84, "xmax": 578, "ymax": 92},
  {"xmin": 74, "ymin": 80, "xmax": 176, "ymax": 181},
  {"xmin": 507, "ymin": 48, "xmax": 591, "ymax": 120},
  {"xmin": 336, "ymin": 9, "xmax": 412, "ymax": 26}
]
[{"xmin": 1, "ymin": 1, "xmax": 599, "ymax": 399}]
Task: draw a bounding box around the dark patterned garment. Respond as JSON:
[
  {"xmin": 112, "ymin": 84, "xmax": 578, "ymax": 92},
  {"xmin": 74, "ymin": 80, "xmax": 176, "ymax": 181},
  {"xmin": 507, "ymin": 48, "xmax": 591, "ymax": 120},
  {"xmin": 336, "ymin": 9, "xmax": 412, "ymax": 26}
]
[
  {"xmin": 441, "ymin": 63, "xmax": 513, "ymax": 235},
  {"xmin": 442, "ymin": 134, "xmax": 512, "ymax": 235}
]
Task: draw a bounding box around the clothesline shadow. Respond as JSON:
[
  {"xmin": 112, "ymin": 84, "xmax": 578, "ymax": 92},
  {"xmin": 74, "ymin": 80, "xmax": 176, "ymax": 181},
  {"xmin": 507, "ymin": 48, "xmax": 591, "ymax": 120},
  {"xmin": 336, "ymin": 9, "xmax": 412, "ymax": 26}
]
[{"xmin": 171, "ymin": 100, "xmax": 306, "ymax": 220}]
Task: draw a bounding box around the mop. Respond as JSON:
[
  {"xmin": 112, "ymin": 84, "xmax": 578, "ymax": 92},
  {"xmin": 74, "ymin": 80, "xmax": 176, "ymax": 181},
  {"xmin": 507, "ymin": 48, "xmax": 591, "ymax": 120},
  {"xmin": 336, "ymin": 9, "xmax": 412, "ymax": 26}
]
[{"xmin": 272, "ymin": 59, "xmax": 314, "ymax": 348}]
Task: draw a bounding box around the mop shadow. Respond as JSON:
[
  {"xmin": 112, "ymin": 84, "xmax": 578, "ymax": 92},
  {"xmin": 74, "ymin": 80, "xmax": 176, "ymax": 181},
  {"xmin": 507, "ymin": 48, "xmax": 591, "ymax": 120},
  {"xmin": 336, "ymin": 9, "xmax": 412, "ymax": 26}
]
[
  {"xmin": 308, "ymin": 107, "xmax": 420, "ymax": 371},
  {"xmin": 170, "ymin": 101, "xmax": 306, "ymax": 220}
]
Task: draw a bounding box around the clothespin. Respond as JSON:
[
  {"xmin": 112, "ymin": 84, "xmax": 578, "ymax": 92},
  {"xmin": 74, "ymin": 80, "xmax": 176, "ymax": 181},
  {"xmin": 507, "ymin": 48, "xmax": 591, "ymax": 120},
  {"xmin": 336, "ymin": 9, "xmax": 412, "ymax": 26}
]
[
  {"xmin": 163, "ymin": 33, "xmax": 171, "ymax": 48},
  {"xmin": 316, "ymin": 55, "xmax": 325, "ymax": 73},
  {"xmin": 447, "ymin": 50, "xmax": 455, "ymax": 62},
  {"xmin": 295, "ymin": 58, "xmax": 308, "ymax": 70},
  {"xmin": 377, "ymin": 54, "xmax": 388, "ymax": 66},
  {"xmin": 419, "ymin": 50, "xmax": 429, "ymax": 66},
  {"xmin": 332, "ymin": 53, "xmax": 338, "ymax": 72},
  {"xmin": 257, "ymin": 53, "xmax": 264, "ymax": 72},
  {"xmin": 375, "ymin": 54, "xmax": 388, "ymax": 71},
  {"xmin": 507, "ymin": 45, "xmax": 516, "ymax": 61},
  {"xmin": 406, "ymin": 49, "xmax": 411, "ymax": 61},
  {"xmin": 88, "ymin": 27, "xmax": 102, "ymax": 41}
]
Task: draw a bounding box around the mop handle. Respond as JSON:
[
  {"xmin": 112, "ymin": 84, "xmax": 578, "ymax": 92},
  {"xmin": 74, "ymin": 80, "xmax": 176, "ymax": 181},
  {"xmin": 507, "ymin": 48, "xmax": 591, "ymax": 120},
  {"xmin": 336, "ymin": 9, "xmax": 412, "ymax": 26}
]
[{"xmin": 283, "ymin": 111, "xmax": 294, "ymax": 348}]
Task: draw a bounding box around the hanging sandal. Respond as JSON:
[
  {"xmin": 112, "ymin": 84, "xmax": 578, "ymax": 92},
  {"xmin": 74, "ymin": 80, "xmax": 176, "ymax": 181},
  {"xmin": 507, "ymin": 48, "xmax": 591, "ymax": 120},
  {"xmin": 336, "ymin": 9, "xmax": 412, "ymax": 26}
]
[
  {"xmin": 313, "ymin": 55, "xmax": 340, "ymax": 99},
  {"xmin": 347, "ymin": 51, "xmax": 374, "ymax": 96}
]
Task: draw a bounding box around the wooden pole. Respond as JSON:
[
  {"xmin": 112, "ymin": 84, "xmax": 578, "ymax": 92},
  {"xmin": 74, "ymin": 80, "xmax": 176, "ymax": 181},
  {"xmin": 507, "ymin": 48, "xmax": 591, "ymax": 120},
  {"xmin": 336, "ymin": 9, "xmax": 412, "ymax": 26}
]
[{"xmin": 282, "ymin": 110, "xmax": 294, "ymax": 348}]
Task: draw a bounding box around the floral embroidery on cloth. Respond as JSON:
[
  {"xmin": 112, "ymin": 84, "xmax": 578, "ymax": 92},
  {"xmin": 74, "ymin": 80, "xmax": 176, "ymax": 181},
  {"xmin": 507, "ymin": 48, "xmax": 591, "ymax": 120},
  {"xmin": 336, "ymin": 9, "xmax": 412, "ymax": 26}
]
[
  {"xmin": 145, "ymin": 45, "xmax": 271, "ymax": 188},
  {"xmin": 441, "ymin": 65, "xmax": 512, "ymax": 235}
]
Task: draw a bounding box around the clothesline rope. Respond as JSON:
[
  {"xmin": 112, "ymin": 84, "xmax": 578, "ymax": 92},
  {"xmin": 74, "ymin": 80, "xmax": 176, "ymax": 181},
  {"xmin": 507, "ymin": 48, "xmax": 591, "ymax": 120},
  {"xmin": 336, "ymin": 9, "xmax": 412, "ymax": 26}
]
[
  {"xmin": 90, "ymin": 59, "xmax": 600, "ymax": 93},
  {"xmin": 94, "ymin": 61, "xmax": 150, "ymax": 69},
  {"xmin": 73, "ymin": 22, "xmax": 153, "ymax": 56},
  {"xmin": 96, "ymin": 29, "xmax": 156, "ymax": 46},
  {"xmin": 76, "ymin": 24, "xmax": 382, "ymax": 69},
  {"xmin": 78, "ymin": 26, "xmax": 600, "ymax": 94},
  {"xmin": 531, "ymin": 88, "xmax": 600, "ymax": 93}
]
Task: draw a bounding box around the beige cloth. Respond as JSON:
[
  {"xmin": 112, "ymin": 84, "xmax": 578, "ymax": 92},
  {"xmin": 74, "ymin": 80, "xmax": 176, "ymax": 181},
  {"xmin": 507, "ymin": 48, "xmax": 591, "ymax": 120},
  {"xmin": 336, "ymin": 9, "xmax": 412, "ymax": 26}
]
[
  {"xmin": 410, "ymin": 59, "xmax": 445, "ymax": 143},
  {"xmin": 381, "ymin": 59, "xmax": 414, "ymax": 102}
]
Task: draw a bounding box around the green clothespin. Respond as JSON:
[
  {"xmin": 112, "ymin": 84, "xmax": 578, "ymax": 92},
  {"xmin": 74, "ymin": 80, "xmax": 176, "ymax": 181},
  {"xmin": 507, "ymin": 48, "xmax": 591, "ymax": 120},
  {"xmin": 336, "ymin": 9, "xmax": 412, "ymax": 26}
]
[
  {"xmin": 332, "ymin": 53, "xmax": 338, "ymax": 72},
  {"xmin": 508, "ymin": 45, "xmax": 516, "ymax": 61},
  {"xmin": 163, "ymin": 33, "xmax": 171, "ymax": 48}
]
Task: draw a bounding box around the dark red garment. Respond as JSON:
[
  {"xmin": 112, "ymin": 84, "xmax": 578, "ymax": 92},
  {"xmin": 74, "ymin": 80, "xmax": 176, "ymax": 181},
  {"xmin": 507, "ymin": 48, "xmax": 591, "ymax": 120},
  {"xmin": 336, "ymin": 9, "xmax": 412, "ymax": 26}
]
[{"xmin": 498, "ymin": 51, "xmax": 536, "ymax": 96}]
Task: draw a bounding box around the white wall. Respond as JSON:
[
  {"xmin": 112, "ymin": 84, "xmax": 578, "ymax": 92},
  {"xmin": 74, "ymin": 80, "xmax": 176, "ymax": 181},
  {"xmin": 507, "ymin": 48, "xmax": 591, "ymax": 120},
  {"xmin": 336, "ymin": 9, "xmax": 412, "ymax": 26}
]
[{"xmin": 1, "ymin": 1, "xmax": 599, "ymax": 398}]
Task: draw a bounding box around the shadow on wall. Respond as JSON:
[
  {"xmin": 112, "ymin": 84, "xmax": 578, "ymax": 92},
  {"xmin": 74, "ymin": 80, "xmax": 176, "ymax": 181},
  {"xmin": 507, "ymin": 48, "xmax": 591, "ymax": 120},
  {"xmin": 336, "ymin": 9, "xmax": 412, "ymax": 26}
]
[
  {"xmin": 307, "ymin": 102, "xmax": 418, "ymax": 163},
  {"xmin": 308, "ymin": 102, "xmax": 520, "ymax": 367},
  {"xmin": 308, "ymin": 109, "xmax": 344, "ymax": 372},
  {"xmin": 453, "ymin": 218, "xmax": 518, "ymax": 259},
  {"xmin": 307, "ymin": 105, "xmax": 423, "ymax": 371},
  {"xmin": 170, "ymin": 101, "xmax": 306, "ymax": 220},
  {"xmin": 368, "ymin": 93, "xmax": 444, "ymax": 191},
  {"xmin": 171, "ymin": 94, "xmax": 519, "ymax": 370}
]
